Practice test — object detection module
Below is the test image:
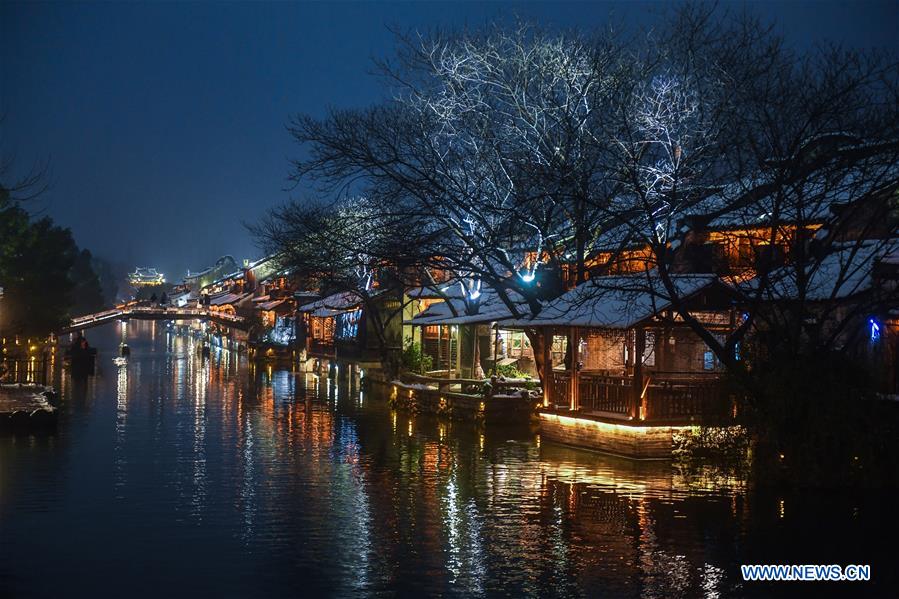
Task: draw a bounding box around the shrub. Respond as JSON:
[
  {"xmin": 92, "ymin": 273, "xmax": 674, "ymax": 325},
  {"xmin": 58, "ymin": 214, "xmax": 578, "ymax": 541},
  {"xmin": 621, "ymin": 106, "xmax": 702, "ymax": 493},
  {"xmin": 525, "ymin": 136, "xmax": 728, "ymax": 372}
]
[{"xmin": 401, "ymin": 339, "xmax": 433, "ymax": 373}]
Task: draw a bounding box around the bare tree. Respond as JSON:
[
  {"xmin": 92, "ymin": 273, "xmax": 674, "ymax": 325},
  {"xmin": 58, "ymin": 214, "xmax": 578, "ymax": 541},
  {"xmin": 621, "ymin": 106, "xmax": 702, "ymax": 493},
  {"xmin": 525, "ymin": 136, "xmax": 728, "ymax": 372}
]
[{"xmin": 285, "ymin": 25, "xmax": 641, "ymax": 382}]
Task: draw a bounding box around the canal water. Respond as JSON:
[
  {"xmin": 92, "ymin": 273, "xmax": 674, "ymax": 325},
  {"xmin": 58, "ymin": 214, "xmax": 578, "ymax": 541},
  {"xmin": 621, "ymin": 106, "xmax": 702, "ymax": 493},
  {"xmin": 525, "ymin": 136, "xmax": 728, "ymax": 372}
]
[{"xmin": 0, "ymin": 321, "xmax": 895, "ymax": 597}]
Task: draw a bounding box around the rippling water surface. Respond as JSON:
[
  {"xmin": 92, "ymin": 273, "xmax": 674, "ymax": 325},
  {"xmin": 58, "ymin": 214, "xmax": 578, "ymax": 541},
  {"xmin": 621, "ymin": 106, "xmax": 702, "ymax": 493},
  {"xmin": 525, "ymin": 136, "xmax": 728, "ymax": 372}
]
[{"xmin": 1, "ymin": 322, "xmax": 896, "ymax": 597}]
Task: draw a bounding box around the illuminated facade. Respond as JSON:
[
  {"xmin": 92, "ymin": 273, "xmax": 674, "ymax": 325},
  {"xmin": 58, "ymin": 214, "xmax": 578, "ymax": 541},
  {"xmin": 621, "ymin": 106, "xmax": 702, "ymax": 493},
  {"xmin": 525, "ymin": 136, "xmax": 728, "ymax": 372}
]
[{"xmin": 184, "ymin": 255, "xmax": 238, "ymax": 290}]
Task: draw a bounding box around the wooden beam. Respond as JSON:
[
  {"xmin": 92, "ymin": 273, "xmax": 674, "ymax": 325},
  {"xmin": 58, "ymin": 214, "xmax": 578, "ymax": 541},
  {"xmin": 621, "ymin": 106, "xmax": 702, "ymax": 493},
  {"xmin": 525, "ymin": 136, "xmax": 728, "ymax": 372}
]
[
  {"xmin": 633, "ymin": 327, "xmax": 645, "ymax": 420},
  {"xmin": 436, "ymin": 324, "xmax": 442, "ymax": 371},
  {"xmin": 543, "ymin": 328, "xmax": 552, "ymax": 407},
  {"xmin": 570, "ymin": 326, "xmax": 579, "ymax": 411}
]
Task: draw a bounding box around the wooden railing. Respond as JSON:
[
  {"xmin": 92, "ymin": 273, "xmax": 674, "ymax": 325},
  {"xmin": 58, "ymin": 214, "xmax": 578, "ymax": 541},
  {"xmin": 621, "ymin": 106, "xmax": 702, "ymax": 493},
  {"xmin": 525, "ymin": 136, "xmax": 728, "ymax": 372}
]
[
  {"xmin": 546, "ymin": 369, "xmax": 734, "ymax": 424},
  {"xmin": 549, "ymin": 370, "xmax": 572, "ymax": 409},
  {"xmin": 578, "ymin": 373, "xmax": 632, "ymax": 416},
  {"xmin": 0, "ymin": 358, "xmax": 52, "ymax": 385},
  {"xmin": 644, "ymin": 378, "xmax": 732, "ymax": 422}
]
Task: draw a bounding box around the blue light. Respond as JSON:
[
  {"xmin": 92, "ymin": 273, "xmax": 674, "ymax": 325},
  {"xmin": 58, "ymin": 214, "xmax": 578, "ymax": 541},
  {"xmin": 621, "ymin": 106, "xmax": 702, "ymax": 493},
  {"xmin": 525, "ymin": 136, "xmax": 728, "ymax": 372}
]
[
  {"xmin": 869, "ymin": 318, "xmax": 881, "ymax": 342},
  {"xmin": 336, "ymin": 309, "xmax": 362, "ymax": 340}
]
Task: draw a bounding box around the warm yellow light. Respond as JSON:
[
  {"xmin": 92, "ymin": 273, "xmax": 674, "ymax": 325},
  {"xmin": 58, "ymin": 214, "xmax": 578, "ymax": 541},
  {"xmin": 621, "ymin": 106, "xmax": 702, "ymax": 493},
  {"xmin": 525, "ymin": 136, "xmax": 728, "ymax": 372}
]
[{"xmin": 539, "ymin": 412, "xmax": 696, "ymax": 435}]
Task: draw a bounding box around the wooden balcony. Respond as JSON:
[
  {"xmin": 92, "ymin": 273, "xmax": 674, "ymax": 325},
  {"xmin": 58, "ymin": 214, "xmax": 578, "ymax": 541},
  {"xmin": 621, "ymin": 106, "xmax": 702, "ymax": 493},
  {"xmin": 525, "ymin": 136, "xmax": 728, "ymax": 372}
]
[{"xmin": 547, "ymin": 369, "xmax": 735, "ymax": 425}]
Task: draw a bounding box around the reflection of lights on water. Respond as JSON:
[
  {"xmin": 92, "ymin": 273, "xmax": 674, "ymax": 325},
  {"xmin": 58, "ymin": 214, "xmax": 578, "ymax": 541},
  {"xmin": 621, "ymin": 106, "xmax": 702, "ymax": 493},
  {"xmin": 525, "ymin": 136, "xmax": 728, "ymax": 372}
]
[
  {"xmin": 779, "ymin": 499, "xmax": 785, "ymax": 519},
  {"xmin": 479, "ymin": 434, "xmax": 484, "ymax": 452},
  {"xmin": 700, "ymin": 563, "xmax": 725, "ymax": 598},
  {"xmin": 392, "ymin": 411, "xmax": 397, "ymax": 434},
  {"xmin": 114, "ymin": 360, "xmax": 129, "ymax": 495},
  {"xmin": 408, "ymin": 419, "xmax": 414, "ymax": 437},
  {"xmin": 445, "ymin": 475, "xmax": 461, "ymax": 580},
  {"xmin": 192, "ymin": 358, "xmax": 209, "ymax": 518}
]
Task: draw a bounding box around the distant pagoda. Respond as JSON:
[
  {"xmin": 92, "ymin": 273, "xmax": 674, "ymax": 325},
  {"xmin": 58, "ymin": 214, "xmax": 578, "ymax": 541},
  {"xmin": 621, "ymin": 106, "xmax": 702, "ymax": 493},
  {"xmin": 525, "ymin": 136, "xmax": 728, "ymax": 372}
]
[{"xmin": 128, "ymin": 267, "xmax": 165, "ymax": 287}]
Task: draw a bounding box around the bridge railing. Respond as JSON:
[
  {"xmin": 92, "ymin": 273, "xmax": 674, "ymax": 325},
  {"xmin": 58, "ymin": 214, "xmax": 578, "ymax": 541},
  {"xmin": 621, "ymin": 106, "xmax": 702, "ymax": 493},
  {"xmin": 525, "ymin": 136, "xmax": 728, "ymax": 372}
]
[
  {"xmin": 70, "ymin": 308, "xmax": 122, "ymax": 325},
  {"xmin": 67, "ymin": 306, "xmax": 247, "ymax": 330}
]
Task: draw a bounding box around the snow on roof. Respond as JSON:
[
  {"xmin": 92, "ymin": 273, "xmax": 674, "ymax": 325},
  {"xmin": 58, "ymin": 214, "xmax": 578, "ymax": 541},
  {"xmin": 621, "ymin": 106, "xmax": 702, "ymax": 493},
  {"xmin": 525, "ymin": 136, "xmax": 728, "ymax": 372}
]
[
  {"xmin": 697, "ymin": 152, "xmax": 899, "ymax": 230},
  {"xmin": 298, "ymin": 291, "xmax": 361, "ymax": 312},
  {"xmin": 408, "ymin": 288, "xmax": 529, "ymax": 326},
  {"xmin": 258, "ymin": 299, "xmax": 287, "ymax": 311},
  {"xmin": 246, "ymin": 255, "xmax": 277, "ymax": 270},
  {"xmin": 506, "ymin": 273, "xmax": 719, "ymax": 329},
  {"xmin": 744, "ymin": 240, "xmax": 898, "ymax": 301},
  {"xmin": 310, "ymin": 308, "xmax": 344, "ymax": 318},
  {"xmin": 209, "ymin": 292, "xmax": 250, "ymax": 306}
]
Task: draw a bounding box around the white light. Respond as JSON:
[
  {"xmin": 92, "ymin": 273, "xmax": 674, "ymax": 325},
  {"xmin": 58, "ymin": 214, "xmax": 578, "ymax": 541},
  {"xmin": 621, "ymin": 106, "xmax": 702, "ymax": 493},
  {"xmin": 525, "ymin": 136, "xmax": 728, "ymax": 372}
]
[{"xmin": 520, "ymin": 271, "xmax": 535, "ymax": 283}]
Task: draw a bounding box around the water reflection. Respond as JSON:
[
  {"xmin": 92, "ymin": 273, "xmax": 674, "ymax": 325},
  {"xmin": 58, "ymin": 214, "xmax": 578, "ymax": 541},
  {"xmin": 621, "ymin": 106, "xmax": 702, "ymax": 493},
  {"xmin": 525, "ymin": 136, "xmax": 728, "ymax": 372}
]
[
  {"xmin": 0, "ymin": 320, "xmax": 894, "ymax": 598},
  {"xmin": 114, "ymin": 355, "xmax": 128, "ymax": 496}
]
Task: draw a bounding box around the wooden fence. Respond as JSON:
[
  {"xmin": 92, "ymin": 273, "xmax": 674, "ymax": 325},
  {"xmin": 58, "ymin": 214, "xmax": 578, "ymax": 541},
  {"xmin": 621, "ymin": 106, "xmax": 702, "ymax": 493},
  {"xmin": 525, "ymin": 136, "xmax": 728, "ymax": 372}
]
[{"xmin": 549, "ymin": 369, "xmax": 734, "ymax": 424}]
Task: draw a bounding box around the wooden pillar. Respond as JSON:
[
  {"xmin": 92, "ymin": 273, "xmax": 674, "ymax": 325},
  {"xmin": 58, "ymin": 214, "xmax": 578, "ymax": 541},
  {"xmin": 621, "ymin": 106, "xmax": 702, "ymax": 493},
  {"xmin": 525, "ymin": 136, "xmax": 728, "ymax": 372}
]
[
  {"xmin": 633, "ymin": 326, "xmax": 645, "ymax": 420},
  {"xmin": 492, "ymin": 324, "xmax": 500, "ymax": 376},
  {"xmin": 570, "ymin": 326, "xmax": 580, "ymax": 411},
  {"xmin": 542, "ymin": 328, "xmax": 552, "ymax": 407},
  {"xmin": 454, "ymin": 326, "xmax": 462, "ymax": 378},
  {"xmin": 436, "ymin": 325, "xmax": 442, "ymax": 372},
  {"xmin": 471, "ymin": 326, "xmax": 478, "ymax": 377},
  {"xmin": 660, "ymin": 325, "xmax": 670, "ymax": 372},
  {"xmin": 445, "ymin": 325, "xmax": 451, "ymax": 375}
]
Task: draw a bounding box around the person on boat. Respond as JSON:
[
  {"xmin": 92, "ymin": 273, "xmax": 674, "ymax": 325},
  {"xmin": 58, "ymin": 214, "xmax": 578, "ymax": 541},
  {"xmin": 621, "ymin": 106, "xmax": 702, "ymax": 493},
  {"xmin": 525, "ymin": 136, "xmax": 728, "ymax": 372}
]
[
  {"xmin": 70, "ymin": 334, "xmax": 95, "ymax": 378},
  {"xmin": 70, "ymin": 334, "xmax": 87, "ymax": 357}
]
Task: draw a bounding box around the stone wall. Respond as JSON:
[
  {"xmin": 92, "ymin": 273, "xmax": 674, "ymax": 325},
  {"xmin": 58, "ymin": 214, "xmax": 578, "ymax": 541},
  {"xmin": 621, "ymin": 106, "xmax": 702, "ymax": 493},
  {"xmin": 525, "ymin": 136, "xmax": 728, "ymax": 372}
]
[{"xmin": 538, "ymin": 410, "xmax": 695, "ymax": 459}]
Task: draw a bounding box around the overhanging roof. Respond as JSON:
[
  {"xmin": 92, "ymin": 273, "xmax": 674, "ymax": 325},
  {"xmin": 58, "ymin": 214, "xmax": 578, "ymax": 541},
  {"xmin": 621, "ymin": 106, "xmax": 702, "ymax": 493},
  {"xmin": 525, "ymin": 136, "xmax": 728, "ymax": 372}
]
[{"xmin": 506, "ymin": 274, "xmax": 720, "ymax": 329}]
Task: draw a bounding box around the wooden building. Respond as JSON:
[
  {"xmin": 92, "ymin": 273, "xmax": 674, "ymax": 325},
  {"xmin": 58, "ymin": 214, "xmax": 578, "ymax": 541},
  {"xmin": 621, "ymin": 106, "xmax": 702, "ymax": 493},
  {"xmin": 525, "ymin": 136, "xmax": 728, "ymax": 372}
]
[
  {"xmin": 407, "ymin": 287, "xmax": 534, "ymax": 378},
  {"xmin": 507, "ymin": 274, "xmax": 741, "ymax": 458}
]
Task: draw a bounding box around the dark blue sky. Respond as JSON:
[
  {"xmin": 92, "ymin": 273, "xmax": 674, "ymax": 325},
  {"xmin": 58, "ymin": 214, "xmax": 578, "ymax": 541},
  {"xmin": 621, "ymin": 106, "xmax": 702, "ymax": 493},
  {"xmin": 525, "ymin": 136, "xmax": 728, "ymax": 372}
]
[{"xmin": 2, "ymin": 1, "xmax": 896, "ymax": 280}]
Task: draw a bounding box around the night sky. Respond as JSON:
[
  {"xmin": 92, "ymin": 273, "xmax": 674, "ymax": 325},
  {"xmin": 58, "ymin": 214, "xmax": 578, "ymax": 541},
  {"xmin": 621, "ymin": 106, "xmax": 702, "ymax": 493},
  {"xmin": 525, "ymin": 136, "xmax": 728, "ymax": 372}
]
[{"xmin": 2, "ymin": 1, "xmax": 896, "ymax": 281}]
